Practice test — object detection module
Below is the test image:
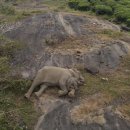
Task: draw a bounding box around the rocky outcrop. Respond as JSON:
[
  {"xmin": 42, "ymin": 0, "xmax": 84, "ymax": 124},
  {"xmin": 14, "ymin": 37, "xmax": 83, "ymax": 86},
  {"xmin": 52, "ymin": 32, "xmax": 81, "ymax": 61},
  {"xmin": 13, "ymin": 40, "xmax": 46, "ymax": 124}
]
[
  {"xmin": 34, "ymin": 95, "xmax": 130, "ymax": 130},
  {"xmin": 0, "ymin": 12, "xmax": 129, "ymax": 78},
  {"xmin": 0, "ymin": 11, "xmax": 130, "ymax": 130},
  {"xmin": 10, "ymin": 40, "xmax": 130, "ymax": 78}
]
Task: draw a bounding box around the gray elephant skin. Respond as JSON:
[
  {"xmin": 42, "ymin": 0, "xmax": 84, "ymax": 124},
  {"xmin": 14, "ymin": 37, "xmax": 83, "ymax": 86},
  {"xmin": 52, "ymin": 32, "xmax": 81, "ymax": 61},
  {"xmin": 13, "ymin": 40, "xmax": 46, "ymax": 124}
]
[{"xmin": 25, "ymin": 66, "xmax": 84, "ymax": 99}]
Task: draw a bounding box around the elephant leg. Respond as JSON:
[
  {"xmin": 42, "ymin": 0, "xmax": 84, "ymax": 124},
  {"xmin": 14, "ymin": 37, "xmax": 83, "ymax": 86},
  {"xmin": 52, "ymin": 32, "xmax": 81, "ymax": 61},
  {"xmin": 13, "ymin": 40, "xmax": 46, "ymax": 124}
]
[
  {"xmin": 68, "ymin": 89, "xmax": 75, "ymax": 97},
  {"xmin": 58, "ymin": 82, "xmax": 68, "ymax": 96},
  {"xmin": 25, "ymin": 82, "xmax": 38, "ymax": 99},
  {"xmin": 35, "ymin": 84, "xmax": 48, "ymax": 97}
]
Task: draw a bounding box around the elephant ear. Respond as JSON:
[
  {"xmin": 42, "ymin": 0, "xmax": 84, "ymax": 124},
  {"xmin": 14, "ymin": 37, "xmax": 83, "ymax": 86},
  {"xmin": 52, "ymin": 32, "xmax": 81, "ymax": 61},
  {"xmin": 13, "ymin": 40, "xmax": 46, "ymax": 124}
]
[
  {"xmin": 72, "ymin": 68, "xmax": 81, "ymax": 78},
  {"xmin": 68, "ymin": 69, "xmax": 77, "ymax": 77}
]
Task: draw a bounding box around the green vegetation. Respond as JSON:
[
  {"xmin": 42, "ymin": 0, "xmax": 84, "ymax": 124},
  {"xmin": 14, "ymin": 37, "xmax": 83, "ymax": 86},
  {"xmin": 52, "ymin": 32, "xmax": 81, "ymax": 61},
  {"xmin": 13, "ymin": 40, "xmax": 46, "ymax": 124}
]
[
  {"xmin": 126, "ymin": 19, "xmax": 130, "ymax": 27},
  {"xmin": 80, "ymin": 55, "xmax": 130, "ymax": 111},
  {"xmin": 0, "ymin": 0, "xmax": 41, "ymax": 24},
  {"xmin": 41, "ymin": 0, "xmax": 68, "ymax": 11},
  {"xmin": 0, "ymin": 88, "xmax": 38, "ymax": 130},
  {"xmin": 95, "ymin": 5, "xmax": 113, "ymax": 15},
  {"xmin": 68, "ymin": 0, "xmax": 130, "ymax": 28},
  {"xmin": 0, "ymin": 35, "xmax": 22, "ymax": 59},
  {"xmin": 0, "ymin": 3, "xmax": 15, "ymax": 15},
  {"xmin": 99, "ymin": 29, "xmax": 123, "ymax": 39},
  {"xmin": 0, "ymin": 57, "xmax": 10, "ymax": 75},
  {"xmin": 0, "ymin": 34, "xmax": 37, "ymax": 130}
]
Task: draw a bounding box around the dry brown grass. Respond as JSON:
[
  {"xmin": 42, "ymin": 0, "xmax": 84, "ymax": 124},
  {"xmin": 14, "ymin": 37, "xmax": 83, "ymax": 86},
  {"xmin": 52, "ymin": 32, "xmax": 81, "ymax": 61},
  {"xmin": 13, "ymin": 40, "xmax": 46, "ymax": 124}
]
[
  {"xmin": 116, "ymin": 104, "xmax": 130, "ymax": 121},
  {"xmin": 70, "ymin": 93, "xmax": 112, "ymax": 124}
]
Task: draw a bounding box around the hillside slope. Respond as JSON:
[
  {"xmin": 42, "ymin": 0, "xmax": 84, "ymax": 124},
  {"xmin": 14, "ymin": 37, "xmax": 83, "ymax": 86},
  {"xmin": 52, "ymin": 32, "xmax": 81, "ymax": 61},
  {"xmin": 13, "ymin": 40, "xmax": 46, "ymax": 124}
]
[{"xmin": 0, "ymin": 0, "xmax": 130, "ymax": 130}]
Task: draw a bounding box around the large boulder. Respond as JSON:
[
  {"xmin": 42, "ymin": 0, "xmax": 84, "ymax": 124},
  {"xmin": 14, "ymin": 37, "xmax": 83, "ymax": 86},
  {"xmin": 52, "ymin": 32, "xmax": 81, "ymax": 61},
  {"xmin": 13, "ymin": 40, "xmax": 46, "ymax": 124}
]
[
  {"xmin": 34, "ymin": 95, "xmax": 130, "ymax": 130},
  {"xmin": 0, "ymin": 12, "xmax": 129, "ymax": 78}
]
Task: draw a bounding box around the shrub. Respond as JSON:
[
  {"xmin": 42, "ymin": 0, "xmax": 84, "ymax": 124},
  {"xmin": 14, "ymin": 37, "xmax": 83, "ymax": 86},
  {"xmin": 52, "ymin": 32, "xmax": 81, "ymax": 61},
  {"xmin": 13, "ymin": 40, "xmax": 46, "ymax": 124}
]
[
  {"xmin": 102, "ymin": 0, "xmax": 116, "ymax": 8},
  {"xmin": 126, "ymin": 19, "xmax": 130, "ymax": 27},
  {"xmin": 115, "ymin": 9, "xmax": 130, "ymax": 22},
  {"xmin": 0, "ymin": 4, "xmax": 15, "ymax": 15},
  {"xmin": 68, "ymin": 0, "xmax": 79, "ymax": 9},
  {"xmin": 95, "ymin": 5, "xmax": 113, "ymax": 15},
  {"xmin": 78, "ymin": 1, "xmax": 90, "ymax": 11}
]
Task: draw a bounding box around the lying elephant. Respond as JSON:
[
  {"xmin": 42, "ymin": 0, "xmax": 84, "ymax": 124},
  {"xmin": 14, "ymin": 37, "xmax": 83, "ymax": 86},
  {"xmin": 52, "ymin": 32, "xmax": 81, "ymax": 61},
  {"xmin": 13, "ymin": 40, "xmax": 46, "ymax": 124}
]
[{"xmin": 25, "ymin": 66, "xmax": 84, "ymax": 99}]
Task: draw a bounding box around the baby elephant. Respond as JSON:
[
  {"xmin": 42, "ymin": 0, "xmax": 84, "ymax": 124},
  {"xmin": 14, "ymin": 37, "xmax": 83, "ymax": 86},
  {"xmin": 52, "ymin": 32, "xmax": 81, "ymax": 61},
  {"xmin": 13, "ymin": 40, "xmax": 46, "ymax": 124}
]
[{"xmin": 25, "ymin": 66, "xmax": 84, "ymax": 99}]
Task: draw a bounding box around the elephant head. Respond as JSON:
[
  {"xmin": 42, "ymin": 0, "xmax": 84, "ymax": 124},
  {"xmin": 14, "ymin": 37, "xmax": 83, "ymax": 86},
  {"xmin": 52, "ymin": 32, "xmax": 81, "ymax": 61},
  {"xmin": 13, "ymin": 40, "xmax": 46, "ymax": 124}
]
[{"xmin": 68, "ymin": 69, "xmax": 84, "ymax": 86}]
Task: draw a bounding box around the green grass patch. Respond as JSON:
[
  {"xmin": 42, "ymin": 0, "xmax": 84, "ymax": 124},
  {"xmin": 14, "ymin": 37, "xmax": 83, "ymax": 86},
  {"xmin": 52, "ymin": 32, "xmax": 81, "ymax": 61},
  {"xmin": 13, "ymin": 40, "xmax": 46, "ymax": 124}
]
[
  {"xmin": 0, "ymin": 89, "xmax": 38, "ymax": 130},
  {"xmin": 41, "ymin": 0, "xmax": 69, "ymax": 11},
  {"xmin": 0, "ymin": 3, "xmax": 15, "ymax": 15},
  {"xmin": 0, "ymin": 78, "xmax": 32, "ymax": 94},
  {"xmin": 0, "ymin": 35, "xmax": 23, "ymax": 58},
  {"xmin": 0, "ymin": 57, "xmax": 10, "ymax": 75},
  {"xmin": 80, "ymin": 55, "xmax": 130, "ymax": 102},
  {"xmin": 99, "ymin": 29, "xmax": 123, "ymax": 39},
  {"xmin": 0, "ymin": 77, "xmax": 37, "ymax": 130}
]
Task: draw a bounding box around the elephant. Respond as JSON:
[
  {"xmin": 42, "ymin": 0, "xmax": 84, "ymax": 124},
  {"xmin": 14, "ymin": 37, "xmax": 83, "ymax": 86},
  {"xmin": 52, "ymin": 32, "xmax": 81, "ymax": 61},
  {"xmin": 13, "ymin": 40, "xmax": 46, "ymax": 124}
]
[{"xmin": 25, "ymin": 66, "xmax": 84, "ymax": 99}]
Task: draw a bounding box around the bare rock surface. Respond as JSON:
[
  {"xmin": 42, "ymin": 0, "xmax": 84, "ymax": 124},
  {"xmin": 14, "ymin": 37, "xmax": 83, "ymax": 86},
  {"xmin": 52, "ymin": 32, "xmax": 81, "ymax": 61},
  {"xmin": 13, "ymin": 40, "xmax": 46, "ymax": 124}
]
[
  {"xmin": 34, "ymin": 94, "xmax": 130, "ymax": 130},
  {"xmin": 0, "ymin": 12, "xmax": 129, "ymax": 78}
]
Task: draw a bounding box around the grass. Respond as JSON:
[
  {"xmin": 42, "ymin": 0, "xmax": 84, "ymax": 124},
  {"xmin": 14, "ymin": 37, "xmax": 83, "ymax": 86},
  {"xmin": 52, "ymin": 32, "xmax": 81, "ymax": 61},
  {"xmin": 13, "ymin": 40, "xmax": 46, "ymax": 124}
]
[
  {"xmin": 0, "ymin": 57, "xmax": 10, "ymax": 75},
  {"xmin": 0, "ymin": 0, "xmax": 130, "ymax": 127},
  {"xmin": 81, "ymin": 54, "xmax": 130, "ymax": 99},
  {"xmin": 0, "ymin": 35, "xmax": 23, "ymax": 57},
  {"xmin": 0, "ymin": 0, "xmax": 43, "ymax": 24},
  {"xmin": 42, "ymin": 0, "xmax": 67, "ymax": 9},
  {"xmin": 117, "ymin": 104, "xmax": 130, "ymax": 120},
  {"xmin": 99, "ymin": 29, "xmax": 123, "ymax": 39},
  {"xmin": 71, "ymin": 93, "xmax": 112, "ymax": 124},
  {"xmin": 71, "ymin": 55, "xmax": 130, "ymax": 124},
  {"xmin": 0, "ymin": 33, "xmax": 38, "ymax": 130},
  {"xmin": 0, "ymin": 89, "xmax": 38, "ymax": 130}
]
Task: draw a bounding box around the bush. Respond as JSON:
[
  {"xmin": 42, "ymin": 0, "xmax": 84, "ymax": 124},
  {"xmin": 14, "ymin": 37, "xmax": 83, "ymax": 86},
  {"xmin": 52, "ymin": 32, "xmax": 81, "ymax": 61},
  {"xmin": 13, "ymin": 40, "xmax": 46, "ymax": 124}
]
[
  {"xmin": 78, "ymin": 1, "xmax": 90, "ymax": 11},
  {"xmin": 126, "ymin": 19, "xmax": 130, "ymax": 27},
  {"xmin": 103, "ymin": 0, "xmax": 116, "ymax": 8},
  {"xmin": 95, "ymin": 5, "xmax": 113, "ymax": 15},
  {"xmin": 67, "ymin": 0, "xmax": 130, "ymax": 27},
  {"xmin": 115, "ymin": 9, "xmax": 130, "ymax": 22},
  {"xmin": 68, "ymin": 0, "xmax": 79, "ymax": 9},
  {"xmin": 0, "ymin": 3, "xmax": 15, "ymax": 15}
]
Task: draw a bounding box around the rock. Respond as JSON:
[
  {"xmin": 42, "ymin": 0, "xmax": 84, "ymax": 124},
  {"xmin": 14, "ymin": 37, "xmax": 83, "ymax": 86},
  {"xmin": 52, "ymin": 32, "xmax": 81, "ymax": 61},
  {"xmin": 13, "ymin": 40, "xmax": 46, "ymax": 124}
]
[
  {"xmin": 0, "ymin": 13, "xmax": 129, "ymax": 78},
  {"xmin": 121, "ymin": 25, "xmax": 130, "ymax": 32},
  {"xmin": 101, "ymin": 78, "xmax": 108, "ymax": 81},
  {"xmin": 34, "ymin": 95, "xmax": 130, "ymax": 130},
  {"xmin": 84, "ymin": 41, "xmax": 130, "ymax": 73},
  {"xmin": 85, "ymin": 65, "xmax": 99, "ymax": 74},
  {"xmin": 34, "ymin": 98, "xmax": 70, "ymax": 130}
]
